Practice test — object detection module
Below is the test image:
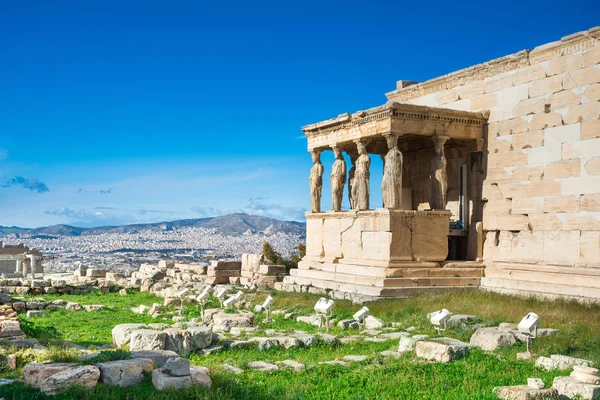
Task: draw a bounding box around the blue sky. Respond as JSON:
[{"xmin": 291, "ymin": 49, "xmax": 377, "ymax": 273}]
[{"xmin": 0, "ymin": 0, "xmax": 597, "ymax": 228}]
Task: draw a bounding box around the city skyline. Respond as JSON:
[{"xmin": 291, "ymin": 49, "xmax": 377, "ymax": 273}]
[{"xmin": 1, "ymin": 0, "xmax": 596, "ymax": 228}]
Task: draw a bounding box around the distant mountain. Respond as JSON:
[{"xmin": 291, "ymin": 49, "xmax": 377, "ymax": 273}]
[{"xmin": 0, "ymin": 213, "xmax": 306, "ymax": 238}]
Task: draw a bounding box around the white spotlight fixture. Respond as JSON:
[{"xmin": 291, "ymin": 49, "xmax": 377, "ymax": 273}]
[
  {"xmin": 353, "ymin": 306, "xmax": 370, "ymax": 327},
  {"xmin": 223, "ymin": 290, "xmax": 244, "ymax": 310},
  {"xmin": 214, "ymin": 287, "xmax": 228, "ymax": 308},
  {"xmin": 262, "ymin": 295, "xmax": 274, "ymax": 323},
  {"xmin": 176, "ymin": 288, "xmax": 191, "ymax": 316},
  {"xmin": 429, "ymin": 309, "xmax": 453, "ymax": 335},
  {"xmin": 517, "ymin": 312, "xmax": 540, "ymax": 354},
  {"xmin": 196, "ymin": 286, "xmax": 211, "ymax": 318},
  {"xmin": 314, "ymin": 298, "xmax": 335, "ymax": 332}
]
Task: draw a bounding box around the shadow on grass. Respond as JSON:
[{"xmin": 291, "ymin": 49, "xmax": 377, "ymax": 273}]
[
  {"xmin": 19, "ymin": 319, "xmax": 62, "ymax": 345},
  {"xmin": 0, "ymin": 372, "xmax": 288, "ymax": 400}
]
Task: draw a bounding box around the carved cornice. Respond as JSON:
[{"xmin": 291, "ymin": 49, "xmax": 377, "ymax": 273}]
[
  {"xmin": 302, "ymin": 102, "xmax": 487, "ymax": 138},
  {"xmin": 386, "ymin": 26, "xmax": 599, "ymax": 103}
]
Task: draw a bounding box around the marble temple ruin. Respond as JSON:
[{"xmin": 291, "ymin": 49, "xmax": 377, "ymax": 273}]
[{"xmin": 283, "ymin": 27, "xmax": 600, "ymax": 302}]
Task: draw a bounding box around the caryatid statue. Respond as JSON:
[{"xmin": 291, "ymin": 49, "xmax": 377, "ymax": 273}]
[
  {"xmin": 381, "ymin": 134, "xmax": 403, "ymax": 209},
  {"xmin": 351, "ymin": 140, "xmax": 370, "ymax": 211},
  {"xmin": 309, "ymin": 150, "xmax": 324, "ymax": 213},
  {"xmin": 330, "ymin": 146, "xmax": 347, "ymax": 212},
  {"xmin": 428, "ymin": 135, "xmax": 449, "ymax": 210},
  {"xmin": 347, "ymin": 151, "xmax": 358, "ymax": 209}
]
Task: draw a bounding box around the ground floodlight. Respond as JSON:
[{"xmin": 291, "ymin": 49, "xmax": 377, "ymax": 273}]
[
  {"xmin": 196, "ymin": 286, "xmax": 211, "ymax": 318},
  {"xmin": 224, "ymin": 290, "xmax": 244, "ymax": 310},
  {"xmin": 314, "ymin": 298, "xmax": 328, "ymax": 313},
  {"xmin": 429, "ymin": 309, "xmax": 453, "ymax": 335},
  {"xmin": 517, "ymin": 312, "xmax": 540, "ymax": 353},
  {"xmin": 177, "ymin": 288, "xmax": 191, "ymax": 298},
  {"xmin": 197, "ymin": 286, "xmax": 211, "ymax": 302},
  {"xmin": 262, "ymin": 295, "xmax": 274, "ymax": 322},
  {"xmin": 353, "ymin": 306, "xmax": 370, "ymax": 325},
  {"xmin": 314, "ymin": 298, "xmax": 335, "ymax": 332},
  {"xmin": 214, "ymin": 287, "xmax": 228, "ymax": 308}
]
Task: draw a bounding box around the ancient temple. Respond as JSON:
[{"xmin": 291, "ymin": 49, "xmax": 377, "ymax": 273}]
[
  {"xmin": 284, "ymin": 27, "xmax": 600, "ymax": 302},
  {"xmin": 0, "ymin": 242, "xmax": 44, "ymax": 278}
]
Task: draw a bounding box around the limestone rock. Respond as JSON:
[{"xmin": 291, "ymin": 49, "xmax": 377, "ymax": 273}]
[
  {"xmin": 131, "ymin": 350, "xmax": 179, "ymax": 368},
  {"xmin": 23, "ymin": 363, "xmax": 77, "ymax": 387},
  {"xmin": 447, "ymin": 314, "xmax": 477, "ymax": 327},
  {"xmin": 163, "ymin": 328, "xmax": 191, "ymax": 356},
  {"xmin": 535, "ymin": 355, "xmax": 594, "ymax": 371},
  {"xmin": 553, "ymin": 376, "xmax": 600, "ymax": 400},
  {"xmin": 364, "ymin": 315, "xmax": 384, "ymax": 329},
  {"xmin": 293, "ymin": 332, "xmax": 318, "ymax": 347},
  {"xmin": 152, "ymin": 369, "xmax": 191, "ymax": 391},
  {"xmin": 190, "ymin": 366, "xmax": 212, "ymax": 388},
  {"xmin": 112, "ymin": 324, "xmax": 148, "ymax": 347},
  {"xmin": 338, "ymin": 319, "xmax": 359, "ymax": 329},
  {"xmin": 222, "ymin": 363, "xmax": 243, "ymax": 375},
  {"xmin": 38, "ymin": 365, "xmax": 100, "ymax": 395},
  {"xmin": 212, "ymin": 312, "xmax": 254, "ymax": 332},
  {"xmin": 493, "ymin": 385, "xmax": 558, "ymax": 400},
  {"xmin": 83, "ymin": 305, "xmax": 104, "ymax": 312},
  {"xmin": 129, "ymin": 329, "xmax": 166, "ymax": 351},
  {"xmin": 415, "ymin": 340, "xmax": 469, "ymax": 363},
  {"xmin": 98, "ymin": 358, "xmax": 153, "ymax": 387},
  {"xmin": 277, "ymin": 360, "xmax": 305, "ymax": 371},
  {"xmin": 162, "ymin": 357, "xmax": 190, "ymax": 377},
  {"xmin": 296, "ymin": 314, "xmax": 322, "ymax": 327},
  {"xmin": 65, "ymin": 302, "xmax": 82, "ymax": 311},
  {"xmin": 316, "ymin": 332, "xmax": 338, "ymax": 345},
  {"xmin": 26, "ymin": 310, "xmax": 42, "ymax": 318},
  {"xmin": 398, "ymin": 335, "xmax": 429, "ymax": 353},
  {"xmin": 470, "ymin": 327, "xmax": 516, "ymax": 351},
  {"xmin": 343, "ymin": 355, "xmax": 368, "ymax": 362},
  {"xmin": 247, "ymin": 361, "xmax": 279, "ymax": 372},
  {"xmin": 187, "ymin": 326, "xmax": 212, "ymax": 350},
  {"xmin": 119, "ymin": 289, "xmax": 128, "ymax": 296}
]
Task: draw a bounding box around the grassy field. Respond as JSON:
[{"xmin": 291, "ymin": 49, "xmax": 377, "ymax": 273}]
[{"xmin": 0, "ymin": 289, "xmax": 598, "ymax": 399}]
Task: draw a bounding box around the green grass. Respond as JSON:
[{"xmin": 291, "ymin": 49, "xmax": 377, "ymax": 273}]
[
  {"xmin": 18, "ymin": 290, "xmax": 168, "ymax": 347},
  {"xmin": 0, "ymin": 289, "xmax": 598, "ymax": 399}
]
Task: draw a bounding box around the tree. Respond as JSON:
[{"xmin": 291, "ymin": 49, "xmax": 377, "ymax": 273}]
[{"xmin": 262, "ymin": 241, "xmax": 306, "ymax": 273}]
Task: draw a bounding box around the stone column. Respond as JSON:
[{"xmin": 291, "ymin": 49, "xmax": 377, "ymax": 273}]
[
  {"xmin": 347, "ymin": 151, "xmax": 358, "ymax": 209},
  {"xmin": 15, "ymin": 259, "xmax": 22, "ymax": 274},
  {"xmin": 428, "ymin": 135, "xmax": 449, "ymax": 210},
  {"xmin": 330, "ymin": 146, "xmax": 347, "ymax": 212},
  {"xmin": 309, "ymin": 150, "xmax": 324, "ymax": 213},
  {"xmin": 381, "ymin": 134, "xmax": 403, "ymax": 209},
  {"xmin": 351, "ymin": 140, "xmax": 371, "ymax": 211}
]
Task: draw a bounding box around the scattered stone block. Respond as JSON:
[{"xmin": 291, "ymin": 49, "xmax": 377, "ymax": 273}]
[
  {"xmin": 470, "ymin": 327, "xmax": 516, "ymax": 351},
  {"xmin": 112, "ymin": 324, "xmax": 147, "ymax": 347},
  {"xmin": 398, "ymin": 335, "xmax": 429, "ymax": 353},
  {"xmin": 447, "ymin": 314, "xmax": 477, "ymax": 327},
  {"xmin": 247, "ymin": 361, "xmax": 279, "ymax": 372},
  {"xmin": 65, "ymin": 302, "xmax": 82, "ymax": 311},
  {"xmin": 152, "ymin": 369, "xmax": 191, "ymax": 391},
  {"xmin": 221, "ymin": 363, "xmax": 243, "ymax": 375},
  {"xmin": 493, "ymin": 385, "xmax": 558, "ymax": 400},
  {"xmin": 296, "ymin": 314, "xmax": 321, "ymax": 327},
  {"xmin": 415, "ymin": 339, "xmax": 469, "ymax": 363},
  {"xmin": 343, "ymin": 355, "xmax": 368, "ymax": 362},
  {"xmin": 162, "ymin": 357, "xmax": 190, "ymax": 377},
  {"xmin": 553, "ymin": 376, "xmax": 600, "ymax": 400},
  {"xmin": 190, "ymin": 366, "xmax": 211, "ymax": 388},
  {"xmin": 293, "ymin": 332, "xmax": 318, "ymax": 347},
  {"xmin": 83, "ymin": 305, "xmax": 104, "ymax": 312},
  {"xmin": 277, "ymin": 360, "xmax": 305, "ymax": 371},
  {"xmin": 284, "ymin": 312, "xmax": 298, "ymax": 320},
  {"xmin": 23, "ymin": 363, "xmax": 77, "ymax": 388},
  {"xmin": 571, "ymin": 366, "xmax": 600, "ymax": 385},
  {"xmin": 26, "ymin": 310, "xmax": 42, "ymax": 318},
  {"xmin": 379, "ymin": 331, "xmax": 410, "ymax": 340},
  {"xmin": 364, "ymin": 315, "xmax": 384, "ymax": 329},
  {"xmin": 98, "ymin": 358, "xmax": 153, "ymax": 387},
  {"xmin": 129, "ymin": 329, "xmax": 166, "ymax": 351},
  {"xmin": 212, "ymin": 312, "xmax": 254, "ymax": 332},
  {"xmin": 318, "ymin": 360, "xmax": 348, "ymax": 367},
  {"xmin": 130, "ymin": 350, "xmax": 178, "ymax": 368},
  {"xmin": 338, "ymin": 319, "xmax": 359, "ymax": 329},
  {"xmin": 535, "ymin": 355, "xmax": 594, "ymax": 371},
  {"xmin": 38, "ymin": 365, "xmax": 100, "ymax": 395},
  {"xmin": 119, "ymin": 289, "xmax": 128, "ymax": 296},
  {"xmin": 380, "ymin": 351, "xmax": 402, "ymax": 358}
]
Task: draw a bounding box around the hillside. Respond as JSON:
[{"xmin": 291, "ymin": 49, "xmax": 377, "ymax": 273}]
[{"xmin": 0, "ymin": 213, "xmax": 305, "ymax": 238}]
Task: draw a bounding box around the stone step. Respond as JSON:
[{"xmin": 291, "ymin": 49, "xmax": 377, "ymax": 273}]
[
  {"xmin": 481, "ymin": 277, "xmax": 600, "ymax": 300},
  {"xmin": 291, "ymin": 268, "xmax": 480, "ymax": 288},
  {"xmin": 485, "ymin": 266, "xmax": 600, "ymax": 288}
]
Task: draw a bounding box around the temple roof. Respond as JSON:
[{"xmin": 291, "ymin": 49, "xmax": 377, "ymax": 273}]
[{"xmin": 302, "ymin": 102, "xmax": 488, "ymax": 152}]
